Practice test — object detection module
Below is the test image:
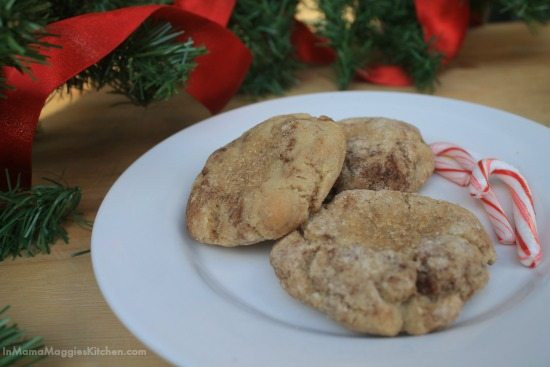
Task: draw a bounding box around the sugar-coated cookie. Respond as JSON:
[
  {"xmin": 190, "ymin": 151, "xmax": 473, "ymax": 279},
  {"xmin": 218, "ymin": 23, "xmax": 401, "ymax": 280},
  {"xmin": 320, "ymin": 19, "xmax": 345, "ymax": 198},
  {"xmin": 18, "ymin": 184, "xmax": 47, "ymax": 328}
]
[
  {"xmin": 270, "ymin": 189, "xmax": 494, "ymax": 336},
  {"xmin": 186, "ymin": 114, "xmax": 346, "ymax": 246},
  {"xmin": 335, "ymin": 117, "xmax": 434, "ymax": 193}
]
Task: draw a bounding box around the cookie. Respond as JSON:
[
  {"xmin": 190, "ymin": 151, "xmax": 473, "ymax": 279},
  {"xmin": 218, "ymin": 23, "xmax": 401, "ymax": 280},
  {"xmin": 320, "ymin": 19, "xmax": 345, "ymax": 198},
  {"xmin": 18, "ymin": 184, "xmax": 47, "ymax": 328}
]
[
  {"xmin": 186, "ymin": 113, "xmax": 346, "ymax": 246},
  {"xmin": 335, "ymin": 117, "xmax": 434, "ymax": 193},
  {"xmin": 270, "ymin": 190, "xmax": 494, "ymax": 336}
]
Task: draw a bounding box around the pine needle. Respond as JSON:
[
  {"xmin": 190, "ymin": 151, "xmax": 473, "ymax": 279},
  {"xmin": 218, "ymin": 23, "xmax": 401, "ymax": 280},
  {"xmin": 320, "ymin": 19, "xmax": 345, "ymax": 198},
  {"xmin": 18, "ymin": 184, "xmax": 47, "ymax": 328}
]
[
  {"xmin": 317, "ymin": 0, "xmax": 374, "ymax": 90},
  {"xmin": 496, "ymin": 0, "xmax": 550, "ymax": 24},
  {"xmin": 317, "ymin": 0, "xmax": 441, "ymax": 90},
  {"xmin": 0, "ymin": 306, "xmax": 44, "ymax": 367},
  {"xmin": 0, "ymin": 173, "xmax": 86, "ymax": 261}
]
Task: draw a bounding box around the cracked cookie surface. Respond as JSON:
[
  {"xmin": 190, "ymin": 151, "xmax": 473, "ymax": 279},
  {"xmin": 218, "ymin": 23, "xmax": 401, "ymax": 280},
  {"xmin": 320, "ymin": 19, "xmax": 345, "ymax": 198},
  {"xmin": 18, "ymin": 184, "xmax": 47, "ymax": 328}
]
[
  {"xmin": 335, "ymin": 117, "xmax": 435, "ymax": 193},
  {"xmin": 270, "ymin": 190, "xmax": 494, "ymax": 336},
  {"xmin": 186, "ymin": 114, "xmax": 346, "ymax": 246}
]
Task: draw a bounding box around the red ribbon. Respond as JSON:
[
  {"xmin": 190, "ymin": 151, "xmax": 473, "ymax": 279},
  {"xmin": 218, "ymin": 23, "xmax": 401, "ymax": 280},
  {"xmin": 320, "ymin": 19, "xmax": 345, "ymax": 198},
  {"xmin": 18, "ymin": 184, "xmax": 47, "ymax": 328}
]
[
  {"xmin": 0, "ymin": 1, "xmax": 251, "ymax": 189},
  {"xmin": 415, "ymin": 0, "xmax": 470, "ymax": 62},
  {"xmin": 356, "ymin": 66, "xmax": 412, "ymax": 87},
  {"xmin": 291, "ymin": 21, "xmax": 336, "ymax": 64},
  {"xmin": 292, "ymin": 0, "xmax": 470, "ymax": 86}
]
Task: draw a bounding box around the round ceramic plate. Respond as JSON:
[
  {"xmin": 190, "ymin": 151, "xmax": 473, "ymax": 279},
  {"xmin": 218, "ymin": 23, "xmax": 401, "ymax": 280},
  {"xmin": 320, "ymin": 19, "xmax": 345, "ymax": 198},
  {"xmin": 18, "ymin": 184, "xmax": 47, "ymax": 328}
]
[{"xmin": 92, "ymin": 92, "xmax": 550, "ymax": 367}]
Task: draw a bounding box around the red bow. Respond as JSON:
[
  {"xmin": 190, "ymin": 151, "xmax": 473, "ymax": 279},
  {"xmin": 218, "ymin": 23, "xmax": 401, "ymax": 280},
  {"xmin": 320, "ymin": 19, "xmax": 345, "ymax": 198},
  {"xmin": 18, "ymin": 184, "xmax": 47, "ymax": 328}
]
[
  {"xmin": 0, "ymin": 0, "xmax": 252, "ymax": 189},
  {"xmin": 293, "ymin": 0, "xmax": 470, "ymax": 86}
]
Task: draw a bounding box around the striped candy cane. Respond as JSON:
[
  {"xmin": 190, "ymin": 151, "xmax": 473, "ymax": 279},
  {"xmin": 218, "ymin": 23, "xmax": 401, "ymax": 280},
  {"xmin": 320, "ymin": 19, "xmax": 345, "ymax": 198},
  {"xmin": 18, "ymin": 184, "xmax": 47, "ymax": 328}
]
[
  {"xmin": 470, "ymin": 159, "xmax": 542, "ymax": 268},
  {"xmin": 430, "ymin": 143, "xmax": 541, "ymax": 268},
  {"xmin": 431, "ymin": 143, "xmax": 515, "ymax": 244}
]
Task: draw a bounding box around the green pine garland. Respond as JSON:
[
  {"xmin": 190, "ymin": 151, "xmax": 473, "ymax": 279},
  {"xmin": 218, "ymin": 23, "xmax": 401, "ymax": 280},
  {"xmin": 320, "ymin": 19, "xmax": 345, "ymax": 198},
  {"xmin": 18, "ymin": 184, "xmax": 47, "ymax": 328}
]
[
  {"xmin": 370, "ymin": 1, "xmax": 442, "ymax": 91},
  {"xmin": 0, "ymin": 306, "xmax": 44, "ymax": 366},
  {"xmin": 316, "ymin": 0, "xmax": 374, "ymax": 90},
  {"xmin": 48, "ymin": 0, "xmax": 205, "ymax": 106},
  {"xmin": 63, "ymin": 19, "xmax": 206, "ymax": 106},
  {"xmin": 49, "ymin": 0, "xmax": 205, "ymax": 106},
  {"xmin": 230, "ymin": 0, "xmax": 300, "ymax": 96},
  {"xmin": 316, "ymin": 0, "xmax": 440, "ymax": 90},
  {"xmin": 0, "ymin": 174, "xmax": 86, "ymax": 261}
]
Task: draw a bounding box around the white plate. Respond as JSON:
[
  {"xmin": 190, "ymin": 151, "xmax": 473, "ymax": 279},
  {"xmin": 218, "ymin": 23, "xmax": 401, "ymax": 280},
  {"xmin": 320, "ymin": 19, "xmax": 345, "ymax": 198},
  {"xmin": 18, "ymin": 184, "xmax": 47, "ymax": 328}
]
[{"xmin": 92, "ymin": 92, "xmax": 550, "ymax": 367}]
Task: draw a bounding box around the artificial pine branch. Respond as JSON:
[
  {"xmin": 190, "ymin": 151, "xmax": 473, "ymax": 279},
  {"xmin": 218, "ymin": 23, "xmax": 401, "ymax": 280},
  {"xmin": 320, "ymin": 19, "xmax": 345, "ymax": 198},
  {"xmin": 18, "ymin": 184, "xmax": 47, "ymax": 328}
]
[
  {"xmin": 50, "ymin": 0, "xmax": 205, "ymax": 106},
  {"xmin": 317, "ymin": 0, "xmax": 440, "ymax": 90},
  {"xmin": 317, "ymin": 0, "xmax": 374, "ymax": 90},
  {"xmin": 64, "ymin": 19, "xmax": 206, "ymax": 106},
  {"xmin": 0, "ymin": 306, "xmax": 44, "ymax": 366},
  {"xmin": 371, "ymin": 1, "xmax": 441, "ymax": 91},
  {"xmin": 0, "ymin": 0, "xmax": 56, "ymax": 94},
  {"xmin": 230, "ymin": 0, "xmax": 300, "ymax": 96},
  {"xmin": 0, "ymin": 175, "xmax": 86, "ymax": 261},
  {"xmin": 495, "ymin": 0, "xmax": 550, "ymax": 23}
]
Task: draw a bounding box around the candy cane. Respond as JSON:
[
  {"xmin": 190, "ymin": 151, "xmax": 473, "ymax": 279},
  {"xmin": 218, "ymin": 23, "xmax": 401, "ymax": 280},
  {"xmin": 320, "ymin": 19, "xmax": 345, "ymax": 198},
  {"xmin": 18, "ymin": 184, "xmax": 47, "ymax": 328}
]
[
  {"xmin": 470, "ymin": 159, "xmax": 542, "ymax": 268},
  {"xmin": 431, "ymin": 143, "xmax": 515, "ymax": 244}
]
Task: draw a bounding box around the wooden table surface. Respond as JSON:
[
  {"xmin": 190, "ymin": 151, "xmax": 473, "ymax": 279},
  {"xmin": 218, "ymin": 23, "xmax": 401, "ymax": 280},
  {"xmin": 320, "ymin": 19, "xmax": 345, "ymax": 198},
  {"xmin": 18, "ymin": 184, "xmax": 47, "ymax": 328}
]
[{"xmin": 0, "ymin": 22, "xmax": 549, "ymax": 366}]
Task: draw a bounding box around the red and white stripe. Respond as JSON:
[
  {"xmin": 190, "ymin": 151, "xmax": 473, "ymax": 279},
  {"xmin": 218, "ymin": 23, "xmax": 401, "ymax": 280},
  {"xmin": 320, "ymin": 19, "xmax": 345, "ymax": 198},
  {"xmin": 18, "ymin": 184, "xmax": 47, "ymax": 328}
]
[
  {"xmin": 430, "ymin": 142, "xmax": 541, "ymax": 268},
  {"xmin": 470, "ymin": 158, "xmax": 542, "ymax": 268},
  {"xmin": 431, "ymin": 143, "xmax": 514, "ymax": 243},
  {"xmin": 431, "ymin": 142, "xmax": 474, "ymax": 186}
]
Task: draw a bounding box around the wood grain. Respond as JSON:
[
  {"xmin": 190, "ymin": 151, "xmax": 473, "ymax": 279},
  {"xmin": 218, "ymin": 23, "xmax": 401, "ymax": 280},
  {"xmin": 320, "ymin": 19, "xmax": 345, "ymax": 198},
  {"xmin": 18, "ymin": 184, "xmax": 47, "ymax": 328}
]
[{"xmin": 0, "ymin": 22, "xmax": 548, "ymax": 366}]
